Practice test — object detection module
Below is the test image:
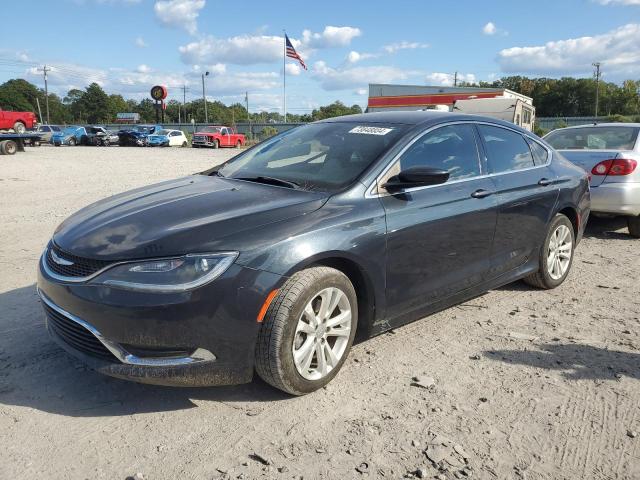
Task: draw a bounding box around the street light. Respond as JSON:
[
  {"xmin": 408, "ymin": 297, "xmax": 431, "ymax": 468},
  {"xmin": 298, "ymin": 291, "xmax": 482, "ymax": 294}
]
[{"xmin": 202, "ymin": 71, "xmax": 210, "ymax": 124}]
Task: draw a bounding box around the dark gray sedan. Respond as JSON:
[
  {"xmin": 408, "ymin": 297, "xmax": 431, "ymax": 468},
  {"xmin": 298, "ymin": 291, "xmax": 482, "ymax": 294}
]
[{"xmin": 37, "ymin": 111, "xmax": 590, "ymax": 395}]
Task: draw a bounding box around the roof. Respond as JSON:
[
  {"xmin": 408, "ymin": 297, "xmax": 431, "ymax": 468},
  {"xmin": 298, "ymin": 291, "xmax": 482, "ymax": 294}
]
[
  {"xmin": 555, "ymin": 123, "xmax": 640, "ymax": 130},
  {"xmin": 318, "ymin": 110, "xmax": 459, "ymax": 125}
]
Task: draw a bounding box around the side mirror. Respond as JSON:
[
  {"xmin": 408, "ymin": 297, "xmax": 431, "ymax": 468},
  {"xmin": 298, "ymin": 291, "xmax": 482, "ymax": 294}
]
[{"xmin": 383, "ymin": 166, "xmax": 450, "ymax": 192}]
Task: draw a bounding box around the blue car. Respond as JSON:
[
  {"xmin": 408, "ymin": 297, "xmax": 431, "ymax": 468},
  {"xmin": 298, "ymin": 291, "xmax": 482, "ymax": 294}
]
[
  {"xmin": 117, "ymin": 124, "xmax": 163, "ymax": 146},
  {"xmin": 51, "ymin": 126, "xmax": 87, "ymax": 146}
]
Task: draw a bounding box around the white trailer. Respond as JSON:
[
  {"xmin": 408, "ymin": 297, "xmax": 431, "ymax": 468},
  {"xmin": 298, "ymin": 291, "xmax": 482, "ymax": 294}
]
[{"xmin": 453, "ymin": 98, "xmax": 536, "ymax": 131}]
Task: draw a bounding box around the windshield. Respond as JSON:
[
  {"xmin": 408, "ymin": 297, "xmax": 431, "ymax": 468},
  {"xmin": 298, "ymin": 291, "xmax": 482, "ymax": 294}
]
[
  {"xmin": 156, "ymin": 130, "xmax": 171, "ymax": 135},
  {"xmin": 545, "ymin": 126, "xmax": 640, "ymax": 150},
  {"xmin": 217, "ymin": 122, "xmax": 408, "ymax": 191},
  {"xmin": 199, "ymin": 127, "xmax": 222, "ymax": 133}
]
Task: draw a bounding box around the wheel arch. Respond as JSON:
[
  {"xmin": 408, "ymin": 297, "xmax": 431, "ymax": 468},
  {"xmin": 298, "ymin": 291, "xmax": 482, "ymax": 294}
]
[
  {"xmin": 556, "ymin": 205, "xmax": 579, "ymax": 236},
  {"xmin": 282, "ymin": 252, "xmax": 379, "ymax": 341}
]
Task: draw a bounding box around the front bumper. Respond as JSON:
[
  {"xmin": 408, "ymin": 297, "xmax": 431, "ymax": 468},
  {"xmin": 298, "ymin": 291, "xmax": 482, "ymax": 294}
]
[
  {"xmin": 590, "ymin": 181, "xmax": 640, "ymax": 217},
  {"xmin": 37, "ymin": 252, "xmax": 284, "ymax": 386}
]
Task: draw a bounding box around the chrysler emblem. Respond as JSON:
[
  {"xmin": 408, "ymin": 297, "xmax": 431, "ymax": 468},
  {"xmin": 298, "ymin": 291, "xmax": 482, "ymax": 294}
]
[{"xmin": 51, "ymin": 250, "xmax": 74, "ymax": 266}]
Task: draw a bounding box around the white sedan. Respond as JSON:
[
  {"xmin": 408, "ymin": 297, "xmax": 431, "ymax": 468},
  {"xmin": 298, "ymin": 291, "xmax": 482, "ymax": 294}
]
[{"xmin": 146, "ymin": 129, "xmax": 189, "ymax": 147}]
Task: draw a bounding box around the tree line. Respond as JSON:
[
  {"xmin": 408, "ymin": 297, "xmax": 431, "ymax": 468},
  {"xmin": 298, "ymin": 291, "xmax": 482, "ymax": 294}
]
[
  {"xmin": 0, "ymin": 78, "xmax": 362, "ymax": 125},
  {"xmin": 0, "ymin": 75, "xmax": 639, "ymax": 127}
]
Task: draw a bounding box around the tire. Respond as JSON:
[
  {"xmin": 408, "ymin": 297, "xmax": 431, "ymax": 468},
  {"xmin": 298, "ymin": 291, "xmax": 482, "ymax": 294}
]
[
  {"xmin": 627, "ymin": 216, "xmax": 640, "ymax": 238},
  {"xmin": 255, "ymin": 266, "xmax": 358, "ymax": 395},
  {"xmin": 2, "ymin": 140, "xmax": 17, "ymax": 155},
  {"xmin": 32, "ymin": 140, "xmax": 41, "ymax": 147},
  {"xmin": 236, "ymin": 141, "xmax": 241, "ymax": 148},
  {"xmin": 0, "ymin": 140, "xmax": 7, "ymax": 154},
  {"xmin": 13, "ymin": 121, "xmax": 25, "ymax": 134},
  {"xmin": 213, "ymin": 140, "xmax": 219, "ymax": 149},
  {"xmin": 182, "ymin": 141, "xmax": 188, "ymax": 147},
  {"xmin": 524, "ymin": 213, "xmax": 575, "ymax": 289},
  {"xmin": 68, "ymin": 138, "xmax": 77, "ymax": 147}
]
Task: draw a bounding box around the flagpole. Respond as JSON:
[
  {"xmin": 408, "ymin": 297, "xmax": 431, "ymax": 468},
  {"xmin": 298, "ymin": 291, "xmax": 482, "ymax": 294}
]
[{"xmin": 283, "ymin": 30, "xmax": 287, "ymax": 123}]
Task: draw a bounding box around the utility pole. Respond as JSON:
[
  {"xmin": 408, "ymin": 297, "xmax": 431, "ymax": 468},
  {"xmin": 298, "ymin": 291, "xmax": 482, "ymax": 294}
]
[
  {"xmin": 181, "ymin": 84, "xmax": 189, "ymax": 125},
  {"xmin": 453, "ymin": 71, "xmax": 458, "ymax": 87},
  {"xmin": 245, "ymin": 91, "xmax": 251, "ymax": 140},
  {"xmin": 38, "ymin": 65, "xmax": 51, "ymax": 124},
  {"xmin": 592, "ymin": 62, "xmax": 601, "ymax": 117},
  {"xmin": 201, "ymin": 71, "xmax": 209, "ymax": 123}
]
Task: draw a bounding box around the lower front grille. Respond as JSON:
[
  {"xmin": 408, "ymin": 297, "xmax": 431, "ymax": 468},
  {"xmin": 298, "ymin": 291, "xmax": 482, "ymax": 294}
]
[{"xmin": 44, "ymin": 303, "xmax": 117, "ymax": 361}]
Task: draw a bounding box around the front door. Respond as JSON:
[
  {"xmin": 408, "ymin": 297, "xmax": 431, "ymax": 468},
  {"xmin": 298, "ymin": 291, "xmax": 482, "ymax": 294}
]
[
  {"xmin": 476, "ymin": 124, "xmax": 559, "ymax": 278},
  {"xmin": 220, "ymin": 128, "xmax": 231, "ymax": 147},
  {"xmin": 379, "ymin": 123, "xmax": 498, "ymax": 321}
]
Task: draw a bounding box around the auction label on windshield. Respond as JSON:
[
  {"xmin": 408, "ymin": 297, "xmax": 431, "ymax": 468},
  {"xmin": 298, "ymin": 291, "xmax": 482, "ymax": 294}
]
[{"xmin": 349, "ymin": 126, "xmax": 393, "ymax": 135}]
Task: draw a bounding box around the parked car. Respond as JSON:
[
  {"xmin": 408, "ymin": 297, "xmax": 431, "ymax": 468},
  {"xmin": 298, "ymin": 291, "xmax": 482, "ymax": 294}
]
[
  {"xmin": 146, "ymin": 129, "xmax": 189, "ymax": 147},
  {"xmin": 37, "ymin": 112, "xmax": 589, "ymax": 395},
  {"xmin": 0, "ymin": 108, "xmax": 38, "ymax": 133},
  {"xmin": 51, "ymin": 126, "xmax": 87, "ymax": 146},
  {"xmin": 34, "ymin": 125, "xmax": 62, "ymax": 143},
  {"xmin": 192, "ymin": 126, "xmax": 245, "ymax": 148},
  {"xmin": 544, "ymin": 123, "xmax": 640, "ymax": 237},
  {"xmin": 118, "ymin": 124, "xmax": 163, "ymax": 146},
  {"xmin": 85, "ymin": 126, "xmax": 119, "ymax": 146}
]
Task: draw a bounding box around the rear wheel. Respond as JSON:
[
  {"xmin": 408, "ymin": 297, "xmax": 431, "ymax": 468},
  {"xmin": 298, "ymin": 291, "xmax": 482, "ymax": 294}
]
[
  {"xmin": 182, "ymin": 141, "xmax": 188, "ymax": 147},
  {"xmin": 255, "ymin": 266, "xmax": 358, "ymax": 395},
  {"xmin": 1, "ymin": 140, "xmax": 17, "ymax": 155},
  {"xmin": 68, "ymin": 137, "xmax": 77, "ymax": 146},
  {"xmin": 627, "ymin": 216, "xmax": 640, "ymax": 238},
  {"xmin": 524, "ymin": 213, "xmax": 574, "ymax": 289},
  {"xmin": 13, "ymin": 121, "xmax": 25, "ymax": 134}
]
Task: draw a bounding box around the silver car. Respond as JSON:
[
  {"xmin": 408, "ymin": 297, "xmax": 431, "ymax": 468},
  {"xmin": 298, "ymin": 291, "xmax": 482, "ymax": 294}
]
[{"xmin": 544, "ymin": 123, "xmax": 640, "ymax": 237}]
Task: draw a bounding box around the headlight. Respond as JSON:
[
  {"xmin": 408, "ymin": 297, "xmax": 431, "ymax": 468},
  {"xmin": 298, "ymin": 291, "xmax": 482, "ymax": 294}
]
[{"xmin": 91, "ymin": 252, "xmax": 238, "ymax": 293}]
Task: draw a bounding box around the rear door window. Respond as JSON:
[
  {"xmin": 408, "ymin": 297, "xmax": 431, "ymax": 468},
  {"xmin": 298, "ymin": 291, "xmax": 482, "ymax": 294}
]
[{"xmin": 478, "ymin": 125, "xmax": 535, "ymax": 173}]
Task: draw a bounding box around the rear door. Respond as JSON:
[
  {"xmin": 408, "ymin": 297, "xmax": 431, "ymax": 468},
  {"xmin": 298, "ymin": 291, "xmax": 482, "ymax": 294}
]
[
  {"xmin": 477, "ymin": 124, "xmax": 559, "ymax": 278},
  {"xmin": 379, "ymin": 123, "xmax": 498, "ymax": 320}
]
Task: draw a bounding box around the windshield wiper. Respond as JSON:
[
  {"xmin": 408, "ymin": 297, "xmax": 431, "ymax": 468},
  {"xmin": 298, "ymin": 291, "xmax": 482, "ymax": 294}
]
[{"xmin": 235, "ymin": 176, "xmax": 300, "ymax": 189}]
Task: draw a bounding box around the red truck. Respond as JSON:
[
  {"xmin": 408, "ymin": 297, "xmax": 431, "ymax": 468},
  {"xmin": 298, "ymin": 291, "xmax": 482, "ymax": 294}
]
[
  {"xmin": 192, "ymin": 126, "xmax": 245, "ymax": 149},
  {"xmin": 0, "ymin": 108, "xmax": 38, "ymax": 133}
]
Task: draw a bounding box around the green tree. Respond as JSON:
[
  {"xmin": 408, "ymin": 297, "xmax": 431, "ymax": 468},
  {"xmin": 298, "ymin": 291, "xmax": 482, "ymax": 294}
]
[{"xmin": 81, "ymin": 83, "xmax": 110, "ymax": 123}]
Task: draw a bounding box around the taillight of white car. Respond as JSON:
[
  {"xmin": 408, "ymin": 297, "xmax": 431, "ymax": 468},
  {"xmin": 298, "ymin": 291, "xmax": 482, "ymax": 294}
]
[{"xmin": 591, "ymin": 159, "xmax": 638, "ymax": 176}]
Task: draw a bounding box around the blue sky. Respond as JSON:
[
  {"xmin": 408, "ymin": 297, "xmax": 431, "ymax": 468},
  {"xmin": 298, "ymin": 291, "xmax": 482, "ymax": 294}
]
[{"xmin": 1, "ymin": 0, "xmax": 639, "ymax": 113}]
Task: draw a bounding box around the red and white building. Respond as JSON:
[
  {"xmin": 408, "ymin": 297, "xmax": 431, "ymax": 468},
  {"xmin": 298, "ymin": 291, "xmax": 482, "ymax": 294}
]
[{"xmin": 367, "ymin": 83, "xmax": 532, "ymax": 112}]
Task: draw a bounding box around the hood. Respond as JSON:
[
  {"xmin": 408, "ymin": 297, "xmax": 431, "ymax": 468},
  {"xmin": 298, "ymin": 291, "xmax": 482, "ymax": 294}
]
[{"xmin": 53, "ymin": 175, "xmax": 328, "ymax": 260}]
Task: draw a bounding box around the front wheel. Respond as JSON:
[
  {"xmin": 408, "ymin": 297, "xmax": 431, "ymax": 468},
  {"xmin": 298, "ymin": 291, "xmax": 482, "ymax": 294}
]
[
  {"xmin": 68, "ymin": 138, "xmax": 77, "ymax": 146},
  {"xmin": 236, "ymin": 141, "xmax": 241, "ymax": 148},
  {"xmin": 524, "ymin": 213, "xmax": 575, "ymax": 289},
  {"xmin": 255, "ymin": 266, "xmax": 358, "ymax": 395},
  {"xmin": 213, "ymin": 140, "xmax": 219, "ymax": 149},
  {"xmin": 182, "ymin": 141, "xmax": 188, "ymax": 147}
]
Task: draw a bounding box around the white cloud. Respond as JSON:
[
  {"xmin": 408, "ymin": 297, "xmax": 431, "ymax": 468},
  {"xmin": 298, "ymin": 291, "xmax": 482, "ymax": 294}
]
[
  {"xmin": 498, "ymin": 23, "xmax": 640, "ymax": 76},
  {"xmin": 346, "ymin": 51, "xmax": 378, "ymax": 63},
  {"xmin": 285, "ymin": 63, "xmax": 302, "ymax": 76},
  {"xmin": 301, "ymin": 26, "xmax": 361, "ymax": 48},
  {"xmin": 594, "ymin": 0, "xmax": 640, "ymax": 5},
  {"xmin": 355, "ymin": 88, "xmax": 368, "ymax": 95},
  {"xmin": 312, "ymin": 61, "xmax": 409, "ymax": 90},
  {"xmin": 180, "ymin": 34, "xmax": 282, "ymax": 65},
  {"xmin": 483, "ymin": 22, "xmax": 497, "ymax": 35},
  {"xmin": 426, "ymin": 72, "xmax": 476, "ymax": 86},
  {"xmin": 154, "ymin": 0, "xmax": 205, "ymax": 36},
  {"xmin": 383, "ymin": 41, "xmax": 429, "ymax": 54},
  {"xmin": 136, "ymin": 64, "xmax": 151, "ymax": 73},
  {"xmin": 135, "ymin": 36, "xmax": 148, "ymax": 48}
]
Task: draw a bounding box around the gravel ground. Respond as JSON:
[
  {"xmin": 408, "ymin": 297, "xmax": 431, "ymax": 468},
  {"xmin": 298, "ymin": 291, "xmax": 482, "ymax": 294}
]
[{"xmin": 0, "ymin": 146, "xmax": 639, "ymax": 480}]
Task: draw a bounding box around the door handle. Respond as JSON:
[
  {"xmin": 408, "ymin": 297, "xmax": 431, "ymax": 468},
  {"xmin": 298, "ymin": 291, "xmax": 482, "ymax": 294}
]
[
  {"xmin": 538, "ymin": 178, "xmax": 552, "ymax": 186},
  {"xmin": 471, "ymin": 189, "xmax": 493, "ymax": 199}
]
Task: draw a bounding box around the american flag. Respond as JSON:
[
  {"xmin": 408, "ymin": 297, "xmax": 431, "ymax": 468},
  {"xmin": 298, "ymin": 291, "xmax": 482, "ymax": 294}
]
[{"xmin": 285, "ymin": 34, "xmax": 307, "ymax": 70}]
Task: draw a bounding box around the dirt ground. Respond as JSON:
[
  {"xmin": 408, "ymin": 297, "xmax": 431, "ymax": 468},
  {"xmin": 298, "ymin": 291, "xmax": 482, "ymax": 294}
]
[{"xmin": 0, "ymin": 145, "xmax": 639, "ymax": 480}]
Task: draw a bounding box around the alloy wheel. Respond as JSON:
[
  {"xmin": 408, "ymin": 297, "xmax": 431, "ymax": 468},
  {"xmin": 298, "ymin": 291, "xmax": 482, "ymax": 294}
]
[
  {"xmin": 547, "ymin": 224, "xmax": 572, "ymax": 280},
  {"xmin": 292, "ymin": 287, "xmax": 352, "ymax": 381}
]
